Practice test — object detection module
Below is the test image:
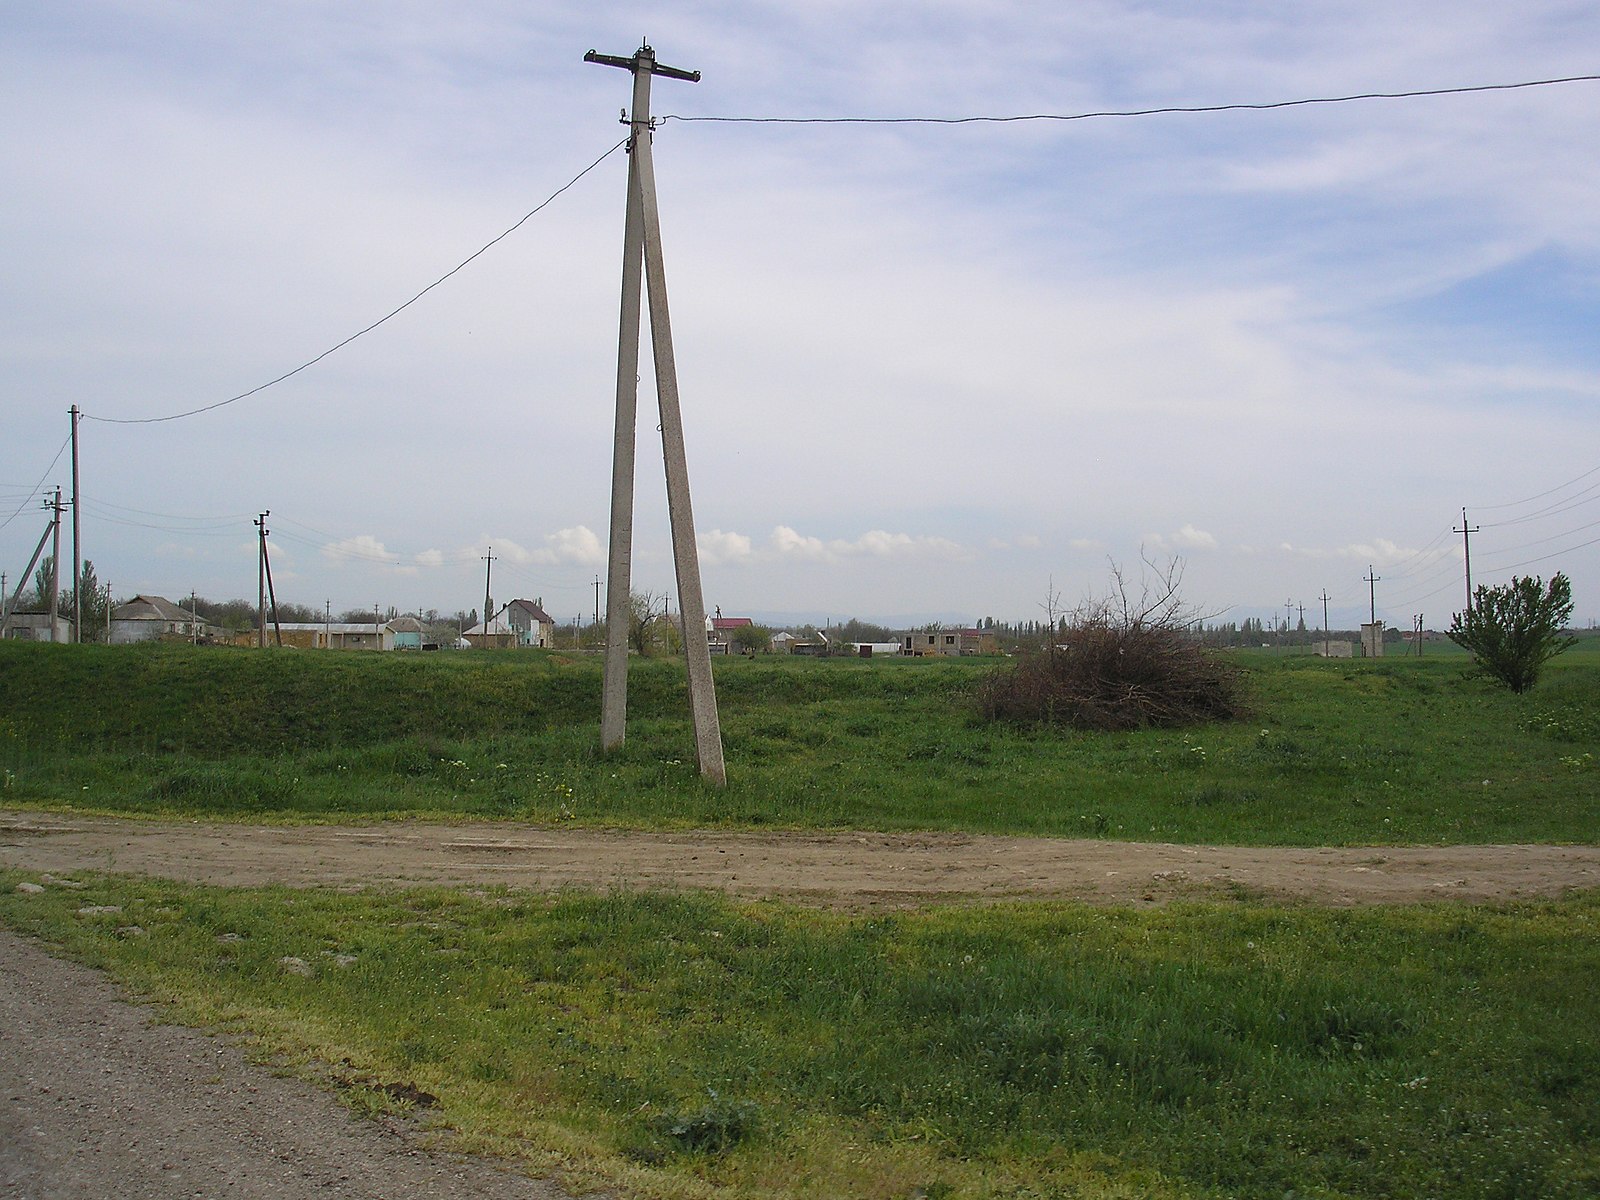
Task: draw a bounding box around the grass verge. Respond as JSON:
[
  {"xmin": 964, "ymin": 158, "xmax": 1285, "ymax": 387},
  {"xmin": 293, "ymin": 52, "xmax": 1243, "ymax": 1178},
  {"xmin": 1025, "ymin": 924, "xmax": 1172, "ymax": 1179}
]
[
  {"xmin": 3, "ymin": 870, "xmax": 1597, "ymax": 1199},
  {"xmin": 2, "ymin": 641, "xmax": 1598, "ymax": 843}
]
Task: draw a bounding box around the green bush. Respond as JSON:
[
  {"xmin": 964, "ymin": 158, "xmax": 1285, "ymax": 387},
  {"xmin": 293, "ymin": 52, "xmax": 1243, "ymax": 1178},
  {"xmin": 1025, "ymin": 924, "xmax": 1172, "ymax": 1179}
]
[{"xmin": 1448, "ymin": 573, "xmax": 1576, "ymax": 693}]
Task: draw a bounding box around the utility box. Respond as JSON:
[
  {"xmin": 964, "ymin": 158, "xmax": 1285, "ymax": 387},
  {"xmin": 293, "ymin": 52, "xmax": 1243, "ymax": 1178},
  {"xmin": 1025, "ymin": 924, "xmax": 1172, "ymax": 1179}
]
[{"xmin": 1360, "ymin": 622, "xmax": 1385, "ymax": 658}]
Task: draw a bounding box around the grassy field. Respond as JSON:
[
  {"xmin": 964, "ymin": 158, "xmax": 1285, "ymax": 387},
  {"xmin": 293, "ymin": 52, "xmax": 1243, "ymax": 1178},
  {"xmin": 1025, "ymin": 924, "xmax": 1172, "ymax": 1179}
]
[
  {"xmin": 4, "ymin": 641, "xmax": 1598, "ymax": 1198},
  {"xmin": 2, "ymin": 639, "xmax": 1597, "ymax": 843},
  {"xmin": 3, "ymin": 870, "xmax": 1596, "ymax": 1200}
]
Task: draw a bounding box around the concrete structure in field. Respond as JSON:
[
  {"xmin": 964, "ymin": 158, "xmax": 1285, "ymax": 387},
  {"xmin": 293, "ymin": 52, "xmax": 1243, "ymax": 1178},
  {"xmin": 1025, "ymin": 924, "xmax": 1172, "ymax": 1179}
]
[
  {"xmin": 110, "ymin": 595, "xmax": 220, "ymax": 644},
  {"xmin": 1314, "ymin": 640, "xmax": 1356, "ymax": 659},
  {"xmin": 901, "ymin": 627, "xmax": 1000, "ymax": 657},
  {"xmin": 1, "ymin": 611, "xmax": 72, "ymax": 642},
  {"xmin": 1360, "ymin": 622, "xmax": 1385, "ymax": 658}
]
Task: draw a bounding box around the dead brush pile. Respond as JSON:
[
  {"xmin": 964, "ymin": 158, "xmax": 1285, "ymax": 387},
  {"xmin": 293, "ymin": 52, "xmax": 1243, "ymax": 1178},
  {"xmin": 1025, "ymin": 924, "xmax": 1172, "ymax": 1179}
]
[{"xmin": 978, "ymin": 618, "xmax": 1246, "ymax": 733}]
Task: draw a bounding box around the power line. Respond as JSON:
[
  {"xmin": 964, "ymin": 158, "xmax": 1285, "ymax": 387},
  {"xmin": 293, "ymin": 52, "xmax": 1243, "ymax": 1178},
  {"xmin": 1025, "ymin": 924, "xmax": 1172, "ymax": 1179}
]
[
  {"xmin": 664, "ymin": 73, "xmax": 1600, "ymax": 126},
  {"xmin": 0, "ymin": 433, "xmax": 71, "ymax": 532},
  {"xmin": 1474, "ymin": 461, "xmax": 1600, "ymax": 510},
  {"xmin": 84, "ymin": 137, "xmax": 630, "ymax": 427}
]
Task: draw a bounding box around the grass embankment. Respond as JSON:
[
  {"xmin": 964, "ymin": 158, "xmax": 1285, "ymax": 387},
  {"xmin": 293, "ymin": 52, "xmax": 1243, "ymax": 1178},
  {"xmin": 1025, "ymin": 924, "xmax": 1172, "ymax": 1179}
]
[
  {"xmin": 4, "ymin": 872, "xmax": 1596, "ymax": 1200},
  {"xmin": 2, "ymin": 641, "xmax": 1597, "ymax": 842}
]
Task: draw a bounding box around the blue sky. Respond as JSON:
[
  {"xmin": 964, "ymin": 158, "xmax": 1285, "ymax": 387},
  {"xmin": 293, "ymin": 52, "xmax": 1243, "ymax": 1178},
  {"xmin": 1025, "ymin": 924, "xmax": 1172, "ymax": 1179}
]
[{"xmin": 3, "ymin": 1, "xmax": 1597, "ymax": 629}]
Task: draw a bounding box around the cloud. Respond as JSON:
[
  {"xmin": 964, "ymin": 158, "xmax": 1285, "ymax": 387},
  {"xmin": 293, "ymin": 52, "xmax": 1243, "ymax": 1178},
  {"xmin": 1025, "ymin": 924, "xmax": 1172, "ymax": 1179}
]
[
  {"xmin": 415, "ymin": 549, "xmax": 444, "ymax": 568},
  {"xmin": 466, "ymin": 527, "xmax": 604, "ymax": 569},
  {"xmin": 533, "ymin": 526, "xmax": 604, "ymax": 567},
  {"xmin": 1282, "ymin": 537, "xmax": 1433, "ymax": 563},
  {"xmin": 1144, "ymin": 525, "xmax": 1219, "ymax": 553},
  {"xmin": 322, "ymin": 534, "xmax": 398, "ymax": 565},
  {"xmin": 768, "ymin": 526, "xmax": 968, "ymax": 563},
  {"xmin": 699, "ymin": 528, "xmax": 754, "ymax": 566}
]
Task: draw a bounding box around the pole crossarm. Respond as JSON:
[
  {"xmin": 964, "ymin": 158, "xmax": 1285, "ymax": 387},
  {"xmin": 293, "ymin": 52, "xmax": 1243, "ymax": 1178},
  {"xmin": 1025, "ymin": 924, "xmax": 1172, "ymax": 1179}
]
[{"xmin": 584, "ymin": 46, "xmax": 701, "ymax": 84}]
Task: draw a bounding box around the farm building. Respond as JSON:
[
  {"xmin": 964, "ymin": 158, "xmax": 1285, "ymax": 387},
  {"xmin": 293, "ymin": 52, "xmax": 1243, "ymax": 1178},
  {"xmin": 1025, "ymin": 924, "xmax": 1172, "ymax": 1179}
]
[
  {"xmin": 110, "ymin": 595, "xmax": 221, "ymax": 644},
  {"xmin": 237, "ymin": 621, "xmax": 394, "ymax": 650},
  {"xmin": 901, "ymin": 627, "xmax": 999, "ymax": 657},
  {"xmin": 1, "ymin": 610, "xmax": 72, "ymax": 642}
]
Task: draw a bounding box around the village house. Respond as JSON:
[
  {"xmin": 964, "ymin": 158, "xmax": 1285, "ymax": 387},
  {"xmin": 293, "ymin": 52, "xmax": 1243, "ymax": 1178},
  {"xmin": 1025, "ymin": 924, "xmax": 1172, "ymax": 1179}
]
[
  {"xmin": 900, "ymin": 627, "xmax": 999, "ymax": 657},
  {"xmin": 110, "ymin": 595, "xmax": 221, "ymax": 644}
]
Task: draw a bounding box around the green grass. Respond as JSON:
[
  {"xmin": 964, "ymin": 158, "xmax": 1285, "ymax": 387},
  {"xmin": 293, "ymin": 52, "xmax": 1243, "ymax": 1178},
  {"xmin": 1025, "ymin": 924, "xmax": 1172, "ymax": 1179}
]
[
  {"xmin": 3, "ymin": 871, "xmax": 1596, "ymax": 1199},
  {"xmin": 2, "ymin": 641, "xmax": 1598, "ymax": 843}
]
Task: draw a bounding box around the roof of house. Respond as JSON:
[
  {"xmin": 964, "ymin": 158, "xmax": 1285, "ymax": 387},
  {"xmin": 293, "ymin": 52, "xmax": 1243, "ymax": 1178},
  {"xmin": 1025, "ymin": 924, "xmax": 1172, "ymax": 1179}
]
[
  {"xmin": 462, "ymin": 616, "xmax": 516, "ymax": 637},
  {"xmin": 386, "ymin": 616, "xmax": 424, "ymax": 633},
  {"xmin": 503, "ymin": 598, "xmax": 554, "ymax": 624},
  {"xmin": 712, "ymin": 617, "xmax": 754, "ymax": 631},
  {"xmin": 111, "ymin": 595, "xmax": 196, "ymax": 622}
]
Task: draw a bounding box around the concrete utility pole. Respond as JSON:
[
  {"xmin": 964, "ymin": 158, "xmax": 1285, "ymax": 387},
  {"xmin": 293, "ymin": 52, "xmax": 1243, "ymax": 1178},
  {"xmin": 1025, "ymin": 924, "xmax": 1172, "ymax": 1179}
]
[
  {"xmin": 49, "ymin": 487, "xmax": 63, "ymax": 643},
  {"xmin": 69, "ymin": 405, "xmax": 81, "ymax": 643},
  {"xmin": 481, "ymin": 546, "xmax": 496, "ymax": 647},
  {"xmin": 1363, "ymin": 565, "xmax": 1381, "ymax": 625},
  {"xmin": 255, "ymin": 512, "xmax": 269, "ymax": 648},
  {"xmin": 1453, "ymin": 507, "xmax": 1480, "ymax": 615},
  {"xmin": 1320, "ymin": 590, "xmax": 1331, "ymax": 657},
  {"xmin": 587, "ymin": 42, "xmax": 726, "ymax": 785},
  {"xmin": 190, "ymin": 590, "xmax": 198, "ymax": 646},
  {"xmin": 1, "ymin": 504, "xmax": 57, "ymax": 633}
]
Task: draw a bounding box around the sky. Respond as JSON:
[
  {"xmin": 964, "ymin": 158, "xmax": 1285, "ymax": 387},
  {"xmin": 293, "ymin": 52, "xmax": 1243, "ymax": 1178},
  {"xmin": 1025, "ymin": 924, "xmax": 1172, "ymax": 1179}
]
[{"xmin": 3, "ymin": 1, "xmax": 1598, "ymax": 632}]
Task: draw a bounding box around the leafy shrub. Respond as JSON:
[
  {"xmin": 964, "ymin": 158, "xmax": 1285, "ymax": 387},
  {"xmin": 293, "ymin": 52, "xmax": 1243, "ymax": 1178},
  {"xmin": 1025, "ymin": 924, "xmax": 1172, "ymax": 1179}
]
[{"xmin": 1448, "ymin": 573, "xmax": 1576, "ymax": 693}]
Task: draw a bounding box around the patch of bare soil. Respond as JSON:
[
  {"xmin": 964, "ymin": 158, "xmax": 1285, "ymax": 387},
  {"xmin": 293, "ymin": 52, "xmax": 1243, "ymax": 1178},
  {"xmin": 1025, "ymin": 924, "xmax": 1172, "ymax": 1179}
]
[
  {"xmin": 0, "ymin": 927, "xmax": 582, "ymax": 1199},
  {"xmin": 4, "ymin": 809, "xmax": 1598, "ymax": 907}
]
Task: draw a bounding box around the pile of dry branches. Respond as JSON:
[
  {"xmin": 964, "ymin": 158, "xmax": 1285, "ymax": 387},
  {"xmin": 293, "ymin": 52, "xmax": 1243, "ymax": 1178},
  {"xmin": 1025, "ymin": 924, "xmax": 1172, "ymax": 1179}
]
[{"xmin": 977, "ymin": 558, "xmax": 1246, "ymax": 732}]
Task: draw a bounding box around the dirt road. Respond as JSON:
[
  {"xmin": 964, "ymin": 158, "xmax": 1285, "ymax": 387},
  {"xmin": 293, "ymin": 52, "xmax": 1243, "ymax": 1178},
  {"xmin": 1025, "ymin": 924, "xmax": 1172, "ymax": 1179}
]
[{"xmin": 5, "ymin": 809, "xmax": 1598, "ymax": 906}]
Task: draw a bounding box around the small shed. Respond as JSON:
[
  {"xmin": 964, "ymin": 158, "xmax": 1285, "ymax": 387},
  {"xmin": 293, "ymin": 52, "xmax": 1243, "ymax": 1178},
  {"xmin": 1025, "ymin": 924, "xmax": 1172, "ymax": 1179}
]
[{"xmin": 1, "ymin": 611, "xmax": 73, "ymax": 642}]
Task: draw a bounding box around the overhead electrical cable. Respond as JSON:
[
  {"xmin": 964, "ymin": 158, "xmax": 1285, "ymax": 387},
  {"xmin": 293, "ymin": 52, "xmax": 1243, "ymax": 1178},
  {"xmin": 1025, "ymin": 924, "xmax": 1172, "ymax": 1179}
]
[
  {"xmin": 0, "ymin": 432, "xmax": 70, "ymax": 532},
  {"xmin": 1485, "ymin": 533, "xmax": 1600, "ymax": 575},
  {"xmin": 84, "ymin": 137, "xmax": 629, "ymax": 427},
  {"xmin": 1482, "ymin": 481, "xmax": 1600, "ymax": 528},
  {"xmin": 1473, "ymin": 461, "xmax": 1600, "ymax": 510},
  {"xmin": 663, "ymin": 73, "xmax": 1600, "ymax": 127}
]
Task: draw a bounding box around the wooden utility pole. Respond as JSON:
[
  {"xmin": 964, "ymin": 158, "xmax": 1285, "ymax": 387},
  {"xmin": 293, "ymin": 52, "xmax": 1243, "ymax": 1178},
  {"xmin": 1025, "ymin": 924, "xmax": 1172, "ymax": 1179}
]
[
  {"xmin": 255, "ymin": 512, "xmax": 269, "ymax": 648},
  {"xmin": 69, "ymin": 405, "xmax": 81, "ymax": 643},
  {"xmin": 1363, "ymin": 565, "xmax": 1382, "ymax": 626},
  {"xmin": 1320, "ymin": 590, "xmax": 1331, "ymax": 657},
  {"xmin": 1453, "ymin": 507, "xmax": 1480, "ymax": 615},
  {"xmin": 587, "ymin": 42, "xmax": 726, "ymax": 785}
]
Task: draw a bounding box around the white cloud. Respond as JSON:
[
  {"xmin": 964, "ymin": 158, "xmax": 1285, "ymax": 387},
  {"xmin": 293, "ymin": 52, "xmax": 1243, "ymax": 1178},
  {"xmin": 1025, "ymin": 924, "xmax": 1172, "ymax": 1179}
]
[
  {"xmin": 415, "ymin": 549, "xmax": 444, "ymax": 568},
  {"xmin": 699, "ymin": 528, "xmax": 754, "ymax": 566},
  {"xmin": 1145, "ymin": 525, "xmax": 1219, "ymax": 553},
  {"xmin": 465, "ymin": 527, "xmax": 604, "ymax": 569},
  {"xmin": 768, "ymin": 526, "xmax": 968, "ymax": 563}
]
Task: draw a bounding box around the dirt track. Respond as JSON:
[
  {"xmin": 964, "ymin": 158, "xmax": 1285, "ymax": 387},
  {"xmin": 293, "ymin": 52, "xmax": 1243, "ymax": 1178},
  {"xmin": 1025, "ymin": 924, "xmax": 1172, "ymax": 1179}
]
[{"xmin": 5, "ymin": 810, "xmax": 1598, "ymax": 906}]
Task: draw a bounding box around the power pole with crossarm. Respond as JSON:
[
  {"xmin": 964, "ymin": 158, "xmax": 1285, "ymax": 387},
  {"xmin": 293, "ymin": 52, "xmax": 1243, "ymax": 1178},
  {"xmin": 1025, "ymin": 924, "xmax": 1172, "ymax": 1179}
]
[{"xmin": 587, "ymin": 42, "xmax": 726, "ymax": 786}]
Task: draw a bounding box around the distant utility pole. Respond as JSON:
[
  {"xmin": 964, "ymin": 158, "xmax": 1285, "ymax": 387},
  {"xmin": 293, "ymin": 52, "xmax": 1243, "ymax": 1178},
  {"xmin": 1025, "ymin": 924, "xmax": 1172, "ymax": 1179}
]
[
  {"xmin": 69, "ymin": 405, "xmax": 81, "ymax": 643},
  {"xmin": 49, "ymin": 487, "xmax": 63, "ymax": 643},
  {"xmin": 1283, "ymin": 599, "xmax": 1294, "ymax": 653},
  {"xmin": 190, "ymin": 590, "xmax": 198, "ymax": 646},
  {"xmin": 1363, "ymin": 565, "xmax": 1382, "ymax": 626},
  {"xmin": 254, "ymin": 512, "xmax": 282, "ymax": 647},
  {"xmin": 481, "ymin": 546, "xmax": 496, "ymax": 646},
  {"xmin": 587, "ymin": 41, "xmax": 726, "ymax": 786},
  {"xmin": 325, "ymin": 599, "xmax": 332, "ymax": 650},
  {"xmin": 1320, "ymin": 590, "xmax": 1331, "ymax": 657},
  {"xmin": 593, "ymin": 574, "xmax": 602, "ymax": 636},
  {"xmin": 1453, "ymin": 507, "xmax": 1480, "ymax": 615},
  {"xmin": 2, "ymin": 500, "xmax": 59, "ymax": 634}
]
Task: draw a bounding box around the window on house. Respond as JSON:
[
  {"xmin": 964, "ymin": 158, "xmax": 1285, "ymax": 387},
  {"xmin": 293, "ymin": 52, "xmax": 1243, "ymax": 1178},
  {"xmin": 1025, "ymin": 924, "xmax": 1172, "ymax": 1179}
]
[{"xmin": 944, "ymin": 635, "xmax": 956, "ymax": 645}]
